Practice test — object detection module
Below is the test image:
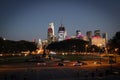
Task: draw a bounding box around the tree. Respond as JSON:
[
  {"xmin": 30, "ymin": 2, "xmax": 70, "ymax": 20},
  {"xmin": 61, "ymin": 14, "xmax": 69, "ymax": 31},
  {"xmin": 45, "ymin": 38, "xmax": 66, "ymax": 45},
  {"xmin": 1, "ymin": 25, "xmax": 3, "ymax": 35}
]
[
  {"xmin": 0, "ymin": 39, "xmax": 37, "ymax": 54},
  {"xmin": 108, "ymin": 31, "xmax": 120, "ymax": 54},
  {"xmin": 17, "ymin": 40, "xmax": 37, "ymax": 53},
  {"xmin": 46, "ymin": 39, "xmax": 88, "ymax": 52}
]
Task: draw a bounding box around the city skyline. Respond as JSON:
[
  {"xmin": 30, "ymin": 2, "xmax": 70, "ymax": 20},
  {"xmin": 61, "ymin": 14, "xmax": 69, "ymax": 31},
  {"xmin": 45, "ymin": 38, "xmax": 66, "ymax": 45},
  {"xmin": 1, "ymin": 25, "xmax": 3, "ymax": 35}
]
[{"xmin": 0, "ymin": 0, "xmax": 120, "ymax": 41}]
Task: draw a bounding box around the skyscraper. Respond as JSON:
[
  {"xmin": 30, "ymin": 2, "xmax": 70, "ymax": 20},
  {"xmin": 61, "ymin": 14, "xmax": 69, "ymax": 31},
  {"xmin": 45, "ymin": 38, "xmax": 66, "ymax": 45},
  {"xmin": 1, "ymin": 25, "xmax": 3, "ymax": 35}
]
[
  {"xmin": 47, "ymin": 22, "xmax": 55, "ymax": 43},
  {"xmin": 92, "ymin": 30, "xmax": 106, "ymax": 47},
  {"xmin": 76, "ymin": 30, "xmax": 83, "ymax": 39},
  {"xmin": 38, "ymin": 38, "xmax": 42, "ymax": 49},
  {"xmin": 94, "ymin": 30, "xmax": 101, "ymax": 36},
  {"xmin": 102, "ymin": 32, "xmax": 108, "ymax": 46},
  {"xmin": 58, "ymin": 24, "xmax": 66, "ymax": 41},
  {"xmin": 49, "ymin": 22, "xmax": 54, "ymax": 36},
  {"xmin": 76, "ymin": 30, "xmax": 81, "ymax": 36},
  {"xmin": 86, "ymin": 31, "xmax": 92, "ymax": 39},
  {"xmin": 86, "ymin": 31, "xmax": 92, "ymax": 44}
]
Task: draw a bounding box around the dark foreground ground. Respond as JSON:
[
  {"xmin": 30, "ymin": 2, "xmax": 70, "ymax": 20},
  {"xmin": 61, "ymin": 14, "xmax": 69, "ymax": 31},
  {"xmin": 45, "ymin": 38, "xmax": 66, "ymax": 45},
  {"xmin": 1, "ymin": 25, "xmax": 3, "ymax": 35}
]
[{"xmin": 0, "ymin": 62, "xmax": 120, "ymax": 80}]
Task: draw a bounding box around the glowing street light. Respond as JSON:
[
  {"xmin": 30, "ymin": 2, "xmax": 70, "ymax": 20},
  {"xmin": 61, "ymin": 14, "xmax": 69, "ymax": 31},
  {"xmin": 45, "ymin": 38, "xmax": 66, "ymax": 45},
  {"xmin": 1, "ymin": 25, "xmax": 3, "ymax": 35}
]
[
  {"xmin": 115, "ymin": 48, "xmax": 118, "ymax": 63},
  {"xmin": 98, "ymin": 44, "xmax": 102, "ymax": 64},
  {"xmin": 85, "ymin": 44, "xmax": 88, "ymax": 54}
]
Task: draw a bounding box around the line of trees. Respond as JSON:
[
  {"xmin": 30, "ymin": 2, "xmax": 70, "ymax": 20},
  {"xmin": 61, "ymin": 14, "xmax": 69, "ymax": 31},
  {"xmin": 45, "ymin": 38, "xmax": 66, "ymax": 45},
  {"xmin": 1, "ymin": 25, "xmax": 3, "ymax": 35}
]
[
  {"xmin": 0, "ymin": 37, "xmax": 37, "ymax": 54},
  {"xmin": 0, "ymin": 31, "xmax": 119, "ymax": 55},
  {"xmin": 108, "ymin": 31, "xmax": 120, "ymax": 54},
  {"xmin": 46, "ymin": 39, "xmax": 101, "ymax": 53},
  {"xmin": 46, "ymin": 31, "xmax": 120, "ymax": 54}
]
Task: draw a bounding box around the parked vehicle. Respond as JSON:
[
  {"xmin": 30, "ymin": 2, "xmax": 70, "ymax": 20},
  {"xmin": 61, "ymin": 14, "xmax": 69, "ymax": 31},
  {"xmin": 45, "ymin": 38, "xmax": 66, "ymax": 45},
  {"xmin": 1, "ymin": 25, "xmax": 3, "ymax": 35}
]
[
  {"xmin": 57, "ymin": 62, "xmax": 65, "ymax": 66},
  {"xmin": 94, "ymin": 61, "xmax": 102, "ymax": 64},
  {"xmin": 63, "ymin": 60, "xmax": 70, "ymax": 63},
  {"xmin": 73, "ymin": 62, "xmax": 82, "ymax": 66},
  {"xmin": 73, "ymin": 61, "xmax": 87, "ymax": 66},
  {"xmin": 37, "ymin": 60, "xmax": 46, "ymax": 66}
]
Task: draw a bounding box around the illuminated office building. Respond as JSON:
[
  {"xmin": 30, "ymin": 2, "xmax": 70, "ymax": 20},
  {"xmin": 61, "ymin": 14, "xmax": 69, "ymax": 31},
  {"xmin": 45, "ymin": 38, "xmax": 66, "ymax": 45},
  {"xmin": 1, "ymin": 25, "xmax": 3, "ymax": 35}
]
[
  {"xmin": 102, "ymin": 32, "xmax": 108, "ymax": 46},
  {"xmin": 76, "ymin": 30, "xmax": 83, "ymax": 39},
  {"xmin": 86, "ymin": 31, "xmax": 92, "ymax": 39},
  {"xmin": 94, "ymin": 30, "xmax": 101, "ymax": 36},
  {"xmin": 92, "ymin": 36, "xmax": 106, "ymax": 47},
  {"xmin": 58, "ymin": 24, "xmax": 67, "ymax": 41},
  {"xmin": 47, "ymin": 22, "xmax": 55, "ymax": 43},
  {"xmin": 86, "ymin": 30, "xmax": 107, "ymax": 47}
]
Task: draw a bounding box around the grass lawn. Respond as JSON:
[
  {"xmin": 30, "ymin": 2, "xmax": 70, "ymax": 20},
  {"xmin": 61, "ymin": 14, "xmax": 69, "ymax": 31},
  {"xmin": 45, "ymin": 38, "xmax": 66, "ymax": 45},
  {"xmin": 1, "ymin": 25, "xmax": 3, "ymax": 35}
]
[
  {"xmin": 0, "ymin": 55, "xmax": 32, "ymax": 64},
  {"xmin": 1, "ymin": 53, "xmax": 118, "ymax": 64}
]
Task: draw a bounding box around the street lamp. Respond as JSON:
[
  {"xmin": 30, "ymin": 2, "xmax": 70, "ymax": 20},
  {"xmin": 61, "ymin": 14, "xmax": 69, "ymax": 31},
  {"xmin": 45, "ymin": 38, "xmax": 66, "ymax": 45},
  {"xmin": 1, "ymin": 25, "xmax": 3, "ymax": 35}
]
[
  {"xmin": 92, "ymin": 48, "xmax": 95, "ymax": 60},
  {"xmin": 85, "ymin": 44, "xmax": 88, "ymax": 54},
  {"xmin": 109, "ymin": 55, "xmax": 114, "ymax": 73},
  {"xmin": 115, "ymin": 48, "xmax": 118, "ymax": 63},
  {"xmin": 73, "ymin": 45, "xmax": 76, "ymax": 54},
  {"xmin": 98, "ymin": 44, "xmax": 102, "ymax": 64},
  {"xmin": 105, "ymin": 47, "xmax": 109, "ymax": 63}
]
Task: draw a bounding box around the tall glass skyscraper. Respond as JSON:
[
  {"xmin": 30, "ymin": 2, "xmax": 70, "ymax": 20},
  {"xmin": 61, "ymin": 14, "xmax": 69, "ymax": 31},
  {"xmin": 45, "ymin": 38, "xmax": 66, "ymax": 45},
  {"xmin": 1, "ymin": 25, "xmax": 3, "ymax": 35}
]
[
  {"xmin": 58, "ymin": 24, "xmax": 66, "ymax": 41},
  {"xmin": 47, "ymin": 22, "xmax": 55, "ymax": 43}
]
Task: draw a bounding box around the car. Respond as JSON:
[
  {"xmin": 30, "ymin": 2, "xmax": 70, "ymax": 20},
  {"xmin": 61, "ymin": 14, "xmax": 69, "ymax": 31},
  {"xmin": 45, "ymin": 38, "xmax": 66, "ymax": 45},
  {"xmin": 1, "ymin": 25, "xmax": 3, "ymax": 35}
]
[
  {"xmin": 57, "ymin": 62, "xmax": 65, "ymax": 66},
  {"xmin": 73, "ymin": 62, "xmax": 82, "ymax": 66},
  {"xmin": 94, "ymin": 61, "xmax": 102, "ymax": 64},
  {"xmin": 73, "ymin": 61, "xmax": 87, "ymax": 66},
  {"xmin": 37, "ymin": 62, "xmax": 46, "ymax": 66},
  {"xmin": 37, "ymin": 60, "xmax": 46, "ymax": 66},
  {"xmin": 63, "ymin": 60, "xmax": 70, "ymax": 63}
]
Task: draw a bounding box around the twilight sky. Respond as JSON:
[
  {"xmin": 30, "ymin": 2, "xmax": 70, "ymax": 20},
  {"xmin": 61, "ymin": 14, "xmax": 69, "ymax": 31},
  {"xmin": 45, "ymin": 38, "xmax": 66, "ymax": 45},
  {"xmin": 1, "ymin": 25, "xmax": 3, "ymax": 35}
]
[{"xmin": 0, "ymin": 0, "xmax": 120, "ymax": 41}]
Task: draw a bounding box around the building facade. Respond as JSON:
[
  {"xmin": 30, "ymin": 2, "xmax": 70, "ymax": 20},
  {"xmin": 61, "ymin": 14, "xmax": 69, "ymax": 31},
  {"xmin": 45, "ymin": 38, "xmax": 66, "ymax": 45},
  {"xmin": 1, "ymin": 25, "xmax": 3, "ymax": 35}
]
[
  {"xmin": 92, "ymin": 36, "xmax": 106, "ymax": 47},
  {"xmin": 58, "ymin": 24, "xmax": 67, "ymax": 41},
  {"xmin": 94, "ymin": 30, "xmax": 101, "ymax": 36},
  {"xmin": 76, "ymin": 30, "xmax": 83, "ymax": 39},
  {"xmin": 47, "ymin": 22, "xmax": 55, "ymax": 43}
]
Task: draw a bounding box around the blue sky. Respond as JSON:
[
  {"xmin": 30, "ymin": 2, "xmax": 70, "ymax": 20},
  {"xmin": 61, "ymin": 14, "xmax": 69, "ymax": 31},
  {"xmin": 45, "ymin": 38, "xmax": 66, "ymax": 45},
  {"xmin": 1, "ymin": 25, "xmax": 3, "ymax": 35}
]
[{"xmin": 0, "ymin": 0, "xmax": 120, "ymax": 41}]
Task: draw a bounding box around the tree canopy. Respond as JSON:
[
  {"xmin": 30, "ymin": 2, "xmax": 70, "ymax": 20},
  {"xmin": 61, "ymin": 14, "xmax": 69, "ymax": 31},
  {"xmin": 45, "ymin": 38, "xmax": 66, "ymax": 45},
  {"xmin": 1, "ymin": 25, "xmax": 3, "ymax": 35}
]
[
  {"xmin": 108, "ymin": 31, "xmax": 120, "ymax": 54},
  {"xmin": 46, "ymin": 39, "xmax": 100, "ymax": 52},
  {"xmin": 0, "ymin": 38, "xmax": 37, "ymax": 54}
]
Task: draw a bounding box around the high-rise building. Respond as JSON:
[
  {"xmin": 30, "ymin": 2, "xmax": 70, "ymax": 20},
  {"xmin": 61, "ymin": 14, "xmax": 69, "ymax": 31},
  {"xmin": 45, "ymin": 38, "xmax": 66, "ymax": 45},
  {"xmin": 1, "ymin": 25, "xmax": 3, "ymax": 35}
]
[
  {"xmin": 92, "ymin": 36, "xmax": 106, "ymax": 47},
  {"xmin": 86, "ymin": 31, "xmax": 92, "ymax": 44},
  {"xmin": 76, "ymin": 30, "xmax": 81, "ymax": 36},
  {"xmin": 65, "ymin": 30, "xmax": 67, "ymax": 38},
  {"xmin": 58, "ymin": 24, "xmax": 66, "ymax": 41},
  {"xmin": 94, "ymin": 30, "xmax": 101, "ymax": 36},
  {"xmin": 49, "ymin": 22, "xmax": 55, "ymax": 36},
  {"xmin": 86, "ymin": 30, "xmax": 107, "ymax": 47},
  {"xmin": 102, "ymin": 32, "xmax": 108, "ymax": 46},
  {"xmin": 47, "ymin": 22, "xmax": 55, "ymax": 43},
  {"xmin": 91, "ymin": 30, "xmax": 106, "ymax": 47},
  {"xmin": 76, "ymin": 30, "xmax": 83, "ymax": 39},
  {"xmin": 37, "ymin": 38, "xmax": 42, "ymax": 48},
  {"xmin": 86, "ymin": 31, "xmax": 92, "ymax": 39}
]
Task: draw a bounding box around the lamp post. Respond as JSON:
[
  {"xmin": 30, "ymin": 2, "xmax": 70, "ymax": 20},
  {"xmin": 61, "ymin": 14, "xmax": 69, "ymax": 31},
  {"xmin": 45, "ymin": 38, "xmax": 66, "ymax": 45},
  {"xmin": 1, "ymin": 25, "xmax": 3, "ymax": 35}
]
[
  {"xmin": 98, "ymin": 44, "xmax": 102, "ymax": 64},
  {"xmin": 105, "ymin": 47, "xmax": 109, "ymax": 63},
  {"xmin": 73, "ymin": 45, "xmax": 76, "ymax": 54},
  {"xmin": 92, "ymin": 48, "xmax": 95, "ymax": 60},
  {"xmin": 85, "ymin": 44, "xmax": 88, "ymax": 55},
  {"xmin": 115, "ymin": 48, "xmax": 118, "ymax": 63}
]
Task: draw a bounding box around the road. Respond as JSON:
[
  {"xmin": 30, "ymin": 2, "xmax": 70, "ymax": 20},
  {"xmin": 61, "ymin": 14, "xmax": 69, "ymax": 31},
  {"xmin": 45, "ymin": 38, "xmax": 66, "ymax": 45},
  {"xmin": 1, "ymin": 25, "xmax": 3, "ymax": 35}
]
[{"xmin": 0, "ymin": 61, "xmax": 120, "ymax": 80}]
